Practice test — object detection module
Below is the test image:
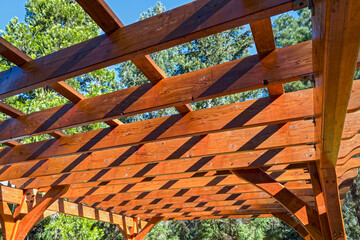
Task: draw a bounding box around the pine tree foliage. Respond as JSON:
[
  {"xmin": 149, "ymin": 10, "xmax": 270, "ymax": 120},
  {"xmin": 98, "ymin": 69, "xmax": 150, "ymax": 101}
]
[{"xmin": 0, "ymin": 1, "xmax": 359, "ymax": 239}]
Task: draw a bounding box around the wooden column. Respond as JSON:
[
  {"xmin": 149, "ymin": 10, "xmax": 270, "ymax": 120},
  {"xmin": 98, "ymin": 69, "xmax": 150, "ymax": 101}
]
[
  {"xmin": 0, "ymin": 186, "xmax": 68, "ymax": 240},
  {"xmin": 232, "ymin": 168, "xmax": 323, "ymax": 240},
  {"xmin": 308, "ymin": 162, "xmax": 332, "ymax": 239},
  {"xmin": 312, "ymin": 0, "xmax": 360, "ymax": 239},
  {"xmin": 133, "ymin": 217, "xmax": 163, "ymax": 240},
  {"xmin": 118, "ymin": 216, "xmax": 162, "ymax": 240}
]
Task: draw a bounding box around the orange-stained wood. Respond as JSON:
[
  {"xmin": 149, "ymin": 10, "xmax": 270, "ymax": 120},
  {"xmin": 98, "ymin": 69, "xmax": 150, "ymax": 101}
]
[
  {"xmin": 312, "ymin": 0, "xmax": 360, "ymax": 238},
  {"xmin": 0, "ymin": 85, "xmax": 318, "ymax": 164},
  {"xmin": 0, "ymin": 37, "xmax": 31, "ymax": 66},
  {"xmin": 132, "ymin": 217, "xmax": 163, "ymax": 240},
  {"xmin": 13, "ymin": 186, "xmax": 69, "ymax": 240},
  {"xmin": 272, "ymin": 212, "xmax": 311, "ymax": 240},
  {"xmin": 232, "ymin": 168, "xmax": 323, "ymax": 240},
  {"xmin": 250, "ymin": 18, "xmax": 284, "ymax": 96},
  {"xmin": 75, "ymin": 0, "xmax": 191, "ymax": 115},
  {"xmin": 0, "ymin": 0, "xmax": 294, "ymax": 99},
  {"xmin": 2, "ymin": 78, "xmax": 360, "ymax": 168},
  {"xmin": 12, "ymin": 168, "xmax": 310, "ymax": 190},
  {"xmin": 0, "ymin": 41, "xmax": 313, "ymax": 143},
  {"xmin": 5, "ymin": 146, "xmax": 315, "ymax": 188},
  {"xmin": 0, "ymin": 186, "xmax": 68, "ymax": 240},
  {"xmin": 308, "ymin": 162, "xmax": 332, "ymax": 239}
]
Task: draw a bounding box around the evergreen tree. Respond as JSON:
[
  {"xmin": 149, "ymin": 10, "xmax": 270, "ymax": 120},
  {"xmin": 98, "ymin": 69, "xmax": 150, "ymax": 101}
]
[{"xmin": 1, "ymin": 1, "xmax": 358, "ymax": 239}]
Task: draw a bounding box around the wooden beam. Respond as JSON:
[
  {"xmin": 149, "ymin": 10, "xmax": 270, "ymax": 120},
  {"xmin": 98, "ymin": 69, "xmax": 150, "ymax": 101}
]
[
  {"xmin": 0, "ymin": 41, "xmax": 313, "ymax": 143},
  {"xmin": 13, "ymin": 167, "xmax": 309, "ymax": 190},
  {"xmin": 46, "ymin": 198, "xmax": 134, "ymax": 226},
  {"xmin": 6, "ymin": 146, "xmax": 315, "ymax": 188},
  {"xmin": 71, "ymin": 184, "xmax": 352, "ymax": 211},
  {"xmin": 166, "ymin": 213, "xmax": 274, "ymax": 221},
  {"xmin": 308, "ymin": 162, "xmax": 331, "ymax": 239},
  {"xmin": 0, "ymin": 85, "xmax": 319, "ymax": 164},
  {"xmin": 0, "ymin": 186, "xmax": 23, "ymax": 205},
  {"xmin": 134, "ymin": 209, "xmax": 287, "ymax": 219},
  {"xmin": 250, "ymin": 18, "xmax": 284, "ymax": 96},
  {"xmin": 312, "ymin": 0, "xmax": 360, "ymax": 238},
  {"xmin": 2, "ymin": 80, "xmax": 360, "ymax": 169},
  {"xmin": 75, "ymin": 0, "xmax": 192, "ymax": 115},
  {"xmin": 99, "ymin": 195, "xmax": 315, "ymax": 213},
  {"xmin": 0, "ymin": 120, "xmax": 316, "ymax": 180},
  {"xmin": 0, "ymin": 120, "xmax": 316, "ymax": 182},
  {"xmin": 0, "ymin": 186, "xmax": 68, "ymax": 240},
  {"xmin": 132, "ymin": 217, "xmax": 162, "ymax": 240},
  {"xmin": 60, "ymin": 178, "xmax": 315, "ymax": 199},
  {"xmin": 75, "ymin": 0, "xmax": 124, "ymax": 33},
  {"xmin": 272, "ymin": 212, "xmax": 310, "ymax": 240},
  {"xmin": 0, "ymin": 37, "xmax": 31, "ymax": 66},
  {"xmin": 0, "ymin": 0, "xmax": 296, "ymax": 99},
  {"xmin": 74, "ymin": 188, "xmax": 315, "ymax": 209},
  {"xmin": 113, "ymin": 202, "xmax": 307, "ymax": 217},
  {"xmin": 232, "ymin": 168, "xmax": 323, "ymax": 240}
]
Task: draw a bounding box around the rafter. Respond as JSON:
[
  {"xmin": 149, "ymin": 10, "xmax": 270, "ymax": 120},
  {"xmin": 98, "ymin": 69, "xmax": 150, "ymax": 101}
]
[
  {"xmin": 76, "ymin": 0, "xmax": 192, "ymax": 115},
  {"xmin": 250, "ymin": 18, "xmax": 284, "ymax": 96},
  {"xmin": 0, "ymin": 41, "xmax": 313, "ymax": 142},
  {"xmin": 0, "ymin": 0, "xmax": 296, "ymax": 99}
]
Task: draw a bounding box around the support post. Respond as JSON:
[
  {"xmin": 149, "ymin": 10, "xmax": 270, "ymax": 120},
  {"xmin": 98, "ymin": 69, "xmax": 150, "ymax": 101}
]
[
  {"xmin": 133, "ymin": 217, "xmax": 163, "ymax": 240},
  {"xmin": 118, "ymin": 216, "xmax": 162, "ymax": 240},
  {"xmin": 232, "ymin": 168, "xmax": 323, "ymax": 240},
  {"xmin": 312, "ymin": 0, "xmax": 360, "ymax": 239},
  {"xmin": 308, "ymin": 162, "xmax": 332, "ymax": 239},
  {"xmin": 0, "ymin": 186, "xmax": 68, "ymax": 240}
]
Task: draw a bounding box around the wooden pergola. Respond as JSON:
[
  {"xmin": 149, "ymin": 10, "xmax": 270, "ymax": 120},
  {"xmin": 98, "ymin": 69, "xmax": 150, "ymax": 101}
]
[{"xmin": 0, "ymin": 0, "xmax": 359, "ymax": 239}]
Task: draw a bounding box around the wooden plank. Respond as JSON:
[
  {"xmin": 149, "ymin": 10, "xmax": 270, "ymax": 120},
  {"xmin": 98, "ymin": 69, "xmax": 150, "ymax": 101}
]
[
  {"xmin": 71, "ymin": 183, "xmax": 352, "ymax": 209},
  {"xmin": 312, "ymin": 0, "xmax": 360, "ymax": 238},
  {"xmin": 97, "ymin": 195, "xmax": 315, "ymax": 213},
  {"xmin": 0, "ymin": 41, "xmax": 313, "ymax": 143},
  {"xmin": 122, "ymin": 204, "xmax": 287, "ymax": 218},
  {"xmin": 74, "ymin": 189, "xmax": 315, "ymax": 210},
  {"xmin": 48, "ymin": 81, "xmax": 85, "ymax": 103},
  {"xmin": 250, "ymin": 18, "xmax": 284, "ymax": 96},
  {"xmin": 60, "ymin": 178, "xmax": 315, "ymax": 199},
  {"xmin": 232, "ymin": 168, "xmax": 323, "ymax": 240},
  {"xmin": 46, "ymin": 198, "xmax": 134, "ymax": 226},
  {"xmin": 134, "ymin": 209, "xmax": 287, "ymax": 219},
  {"xmin": 2, "ymin": 81, "xmax": 360, "ymax": 167},
  {"xmin": 133, "ymin": 217, "xmax": 162, "ymax": 240},
  {"xmin": 0, "ymin": 0, "xmax": 295, "ymax": 98},
  {"xmin": 0, "ymin": 102, "xmax": 23, "ymax": 119},
  {"xmin": 0, "ymin": 39, "xmax": 95, "ymax": 134},
  {"xmin": 75, "ymin": 0, "xmax": 124, "ymax": 33},
  {"xmin": 0, "ymin": 186, "xmax": 23, "ymax": 205},
  {"xmin": 3, "ymin": 145, "xmax": 315, "ymax": 187},
  {"xmin": 13, "ymin": 186, "xmax": 69, "ymax": 240},
  {"xmin": 166, "ymin": 213, "xmax": 274, "ymax": 221},
  {"xmin": 0, "ymin": 37, "xmax": 31, "ymax": 66},
  {"xmin": 0, "ymin": 86, "xmax": 317, "ymax": 164},
  {"xmin": 75, "ymin": 0, "xmax": 191, "ymax": 115},
  {"xmin": 12, "ymin": 168, "xmax": 310, "ymax": 190},
  {"xmin": 0, "ymin": 102, "xmax": 65, "ymax": 141},
  {"xmin": 0, "ymin": 119, "xmax": 316, "ymax": 178}
]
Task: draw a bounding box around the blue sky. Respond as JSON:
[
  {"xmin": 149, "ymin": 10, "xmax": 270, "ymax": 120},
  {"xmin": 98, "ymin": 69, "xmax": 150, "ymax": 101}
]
[{"xmin": 0, "ymin": 0, "xmax": 193, "ymax": 30}]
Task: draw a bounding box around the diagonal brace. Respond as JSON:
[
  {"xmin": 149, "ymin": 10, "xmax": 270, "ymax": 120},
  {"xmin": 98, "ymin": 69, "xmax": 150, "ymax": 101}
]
[{"xmin": 231, "ymin": 168, "xmax": 323, "ymax": 240}]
